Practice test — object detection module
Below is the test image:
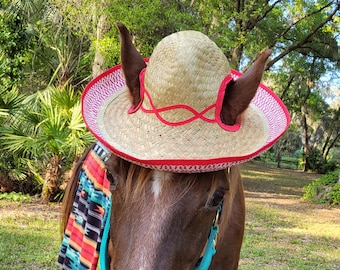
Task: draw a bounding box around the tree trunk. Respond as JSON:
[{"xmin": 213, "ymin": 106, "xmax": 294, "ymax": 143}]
[
  {"xmin": 322, "ymin": 133, "xmax": 331, "ymax": 157},
  {"xmin": 41, "ymin": 155, "xmax": 62, "ymax": 202},
  {"xmin": 301, "ymin": 103, "xmax": 310, "ymax": 171},
  {"xmin": 92, "ymin": 14, "xmax": 111, "ymax": 78},
  {"xmin": 280, "ymin": 74, "xmax": 295, "ymax": 101},
  {"xmin": 324, "ymin": 132, "xmax": 340, "ymax": 160},
  {"xmin": 275, "ymin": 146, "xmax": 282, "ymax": 168},
  {"xmin": 59, "ymin": 154, "xmax": 83, "ymax": 191},
  {"xmin": 301, "ymin": 77, "xmax": 313, "ymax": 171}
]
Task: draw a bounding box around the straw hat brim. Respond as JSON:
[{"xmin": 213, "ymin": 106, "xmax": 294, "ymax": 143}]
[{"xmin": 82, "ymin": 64, "xmax": 290, "ymax": 173}]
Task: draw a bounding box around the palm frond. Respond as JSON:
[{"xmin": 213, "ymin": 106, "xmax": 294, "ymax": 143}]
[
  {"xmin": 68, "ymin": 102, "xmax": 86, "ymax": 131},
  {"xmin": 0, "ymin": 87, "xmax": 26, "ymax": 114},
  {"xmin": 26, "ymin": 160, "xmax": 44, "ymax": 185},
  {"xmin": 0, "ymin": 133, "xmax": 35, "ymax": 156},
  {"xmin": 0, "ymin": 108, "xmax": 9, "ymax": 116}
]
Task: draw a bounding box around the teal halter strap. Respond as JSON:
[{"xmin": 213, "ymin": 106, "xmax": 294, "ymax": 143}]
[
  {"xmin": 194, "ymin": 203, "xmax": 222, "ymax": 270},
  {"xmin": 99, "ymin": 195, "xmax": 112, "ymax": 270},
  {"xmin": 193, "ymin": 225, "xmax": 219, "ymax": 270}
]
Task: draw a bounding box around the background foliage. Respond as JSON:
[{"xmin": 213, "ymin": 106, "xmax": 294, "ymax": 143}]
[
  {"xmin": 303, "ymin": 169, "xmax": 340, "ymax": 205},
  {"xmin": 0, "ymin": 0, "xmax": 339, "ymax": 201}
]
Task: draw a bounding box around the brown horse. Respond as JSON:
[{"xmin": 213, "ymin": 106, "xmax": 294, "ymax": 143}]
[{"xmin": 61, "ymin": 23, "xmax": 272, "ymax": 270}]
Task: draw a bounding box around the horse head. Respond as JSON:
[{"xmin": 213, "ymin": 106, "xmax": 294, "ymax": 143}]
[
  {"xmin": 100, "ymin": 23, "xmax": 272, "ymax": 269},
  {"xmin": 105, "ymin": 157, "xmax": 236, "ymax": 269}
]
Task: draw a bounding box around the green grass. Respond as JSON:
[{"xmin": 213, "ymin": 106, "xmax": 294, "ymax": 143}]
[
  {"xmin": 0, "ymin": 162, "xmax": 339, "ymax": 269},
  {"xmin": 240, "ymin": 203, "xmax": 340, "ymax": 270},
  {"xmin": 0, "ymin": 200, "xmax": 60, "ymax": 269}
]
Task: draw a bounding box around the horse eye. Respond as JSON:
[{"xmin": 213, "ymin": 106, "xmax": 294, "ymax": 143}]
[
  {"xmin": 106, "ymin": 170, "xmax": 118, "ymax": 189},
  {"xmin": 209, "ymin": 189, "xmax": 225, "ymax": 208},
  {"xmin": 106, "ymin": 170, "xmax": 113, "ymax": 182}
]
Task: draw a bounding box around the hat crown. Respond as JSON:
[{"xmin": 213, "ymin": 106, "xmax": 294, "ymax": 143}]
[{"xmin": 143, "ymin": 31, "xmax": 230, "ymax": 112}]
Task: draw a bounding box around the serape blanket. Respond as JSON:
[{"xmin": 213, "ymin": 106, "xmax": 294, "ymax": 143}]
[{"xmin": 57, "ymin": 142, "xmax": 111, "ymax": 270}]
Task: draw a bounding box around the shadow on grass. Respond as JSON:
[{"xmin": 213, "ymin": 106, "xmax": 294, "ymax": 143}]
[{"xmin": 240, "ymin": 161, "xmax": 320, "ymax": 197}]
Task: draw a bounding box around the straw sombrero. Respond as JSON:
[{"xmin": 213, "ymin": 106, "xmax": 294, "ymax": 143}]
[{"xmin": 82, "ymin": 30, "xmax": 290, "ymax": 173}]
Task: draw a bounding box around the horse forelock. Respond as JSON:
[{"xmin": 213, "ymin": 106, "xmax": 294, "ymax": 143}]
[
  {"xmin": 114, "ymin": 159, "xmax": 232, "ymax": 212},
  {"xmin": 151, "ymin": 170, "xmax": 173, "ymax": 199}
]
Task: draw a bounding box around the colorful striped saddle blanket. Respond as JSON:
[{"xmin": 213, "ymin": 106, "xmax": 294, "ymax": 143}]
[{"xmin": 58, "ymin": 142, "xmax": 111, "ymax": 270}]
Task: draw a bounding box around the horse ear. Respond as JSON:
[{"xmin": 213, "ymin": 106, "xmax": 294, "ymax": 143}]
[
  {"xmin": 117, "ymin": 22, "xmax": 147, "ymax": 108},
  {"xmin": 221, "ymin": 49, "xmax": 272, "ymax": 125}
]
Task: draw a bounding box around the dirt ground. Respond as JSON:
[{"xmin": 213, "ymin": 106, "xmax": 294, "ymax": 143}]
[{"xmin": 0, "ymin": 197, "xmax": 61, "ymax": 220}]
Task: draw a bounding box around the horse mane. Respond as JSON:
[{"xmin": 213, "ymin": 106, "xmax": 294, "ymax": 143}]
[
  {"xmin": 60, "ymin": 144, "xmax": 94, "ymax": 236},
  {"xmin": 216, "ymin": 166, "xmax": 244, "ymax": 254},
  {"xmin": 123, "ymin": 162, "xmax": 153, "ymax": 203}
]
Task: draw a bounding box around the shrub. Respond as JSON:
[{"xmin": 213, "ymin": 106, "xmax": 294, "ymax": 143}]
[
  {"xmin": 305, "ymin": 149, "xmax": 338, "ymax": 174},
  {"xmin": 302, "ymin": 169, "xmax": 340, "ymax": 205},
  {"xmin": 0, "ymin": 191, "xmax": 32, "ymax": 203}
]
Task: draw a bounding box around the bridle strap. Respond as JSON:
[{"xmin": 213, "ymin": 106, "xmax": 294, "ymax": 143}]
[
  {"xmin": 193, "ymin": 203, "xmax": 222, "ymax": 270},
  {"xmin": 194, "ymin": 167, "xmax": 229, "ymax": 269},
  {"xmin": 99, "ymin": 195, "xmax": 112, "ymax": 270}
]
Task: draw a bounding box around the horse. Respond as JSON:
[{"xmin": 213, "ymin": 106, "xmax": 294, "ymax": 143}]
[{"xmin": 60, "ymin": 23, "xmax": 274, "ymax": 270}]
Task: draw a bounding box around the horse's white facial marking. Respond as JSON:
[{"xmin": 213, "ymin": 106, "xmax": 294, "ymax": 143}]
[
  {"xmin": 135, "ymin": 171, "xmax": 174, "ymax": 269},
  {"xmin": 152, "ymin": 170, "xmax": 172, "ymax": 200}
]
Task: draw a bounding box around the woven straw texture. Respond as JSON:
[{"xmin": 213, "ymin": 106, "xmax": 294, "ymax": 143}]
[
  {"xmin": 143, "ymin": 31, "xmax": 229, "ymax": 116},
  {"xmin": 82, "ymin": 31, "xmax": 290, "ymax": 173}
]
